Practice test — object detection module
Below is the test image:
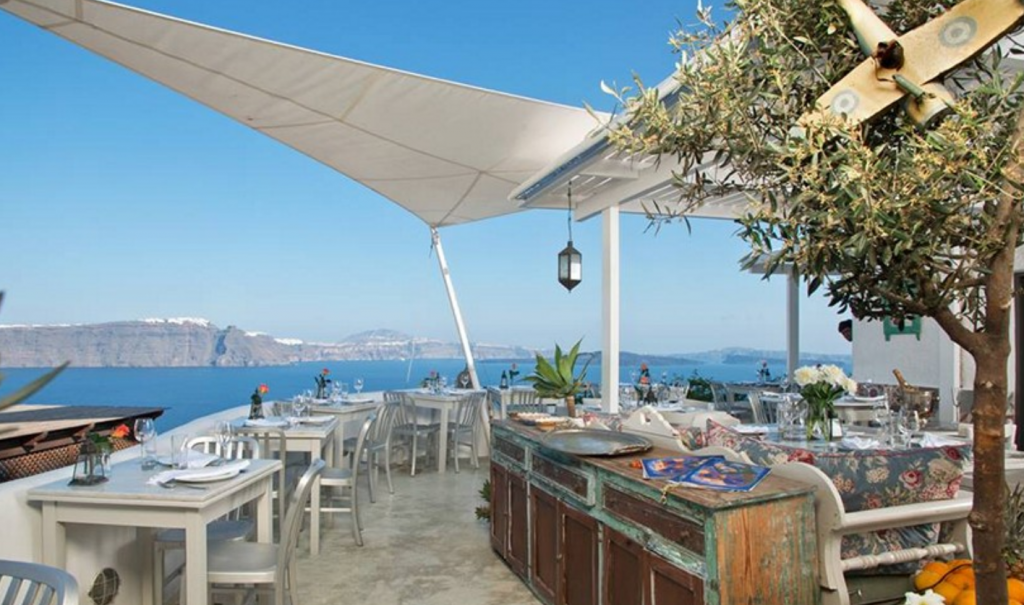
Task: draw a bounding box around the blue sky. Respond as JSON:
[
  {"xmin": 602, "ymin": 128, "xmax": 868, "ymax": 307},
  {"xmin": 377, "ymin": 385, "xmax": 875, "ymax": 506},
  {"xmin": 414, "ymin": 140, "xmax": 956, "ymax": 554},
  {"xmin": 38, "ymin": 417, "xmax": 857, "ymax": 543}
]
[{"xmin": 0, "ymin": 0, "xmax": 852, "ymax": 356}]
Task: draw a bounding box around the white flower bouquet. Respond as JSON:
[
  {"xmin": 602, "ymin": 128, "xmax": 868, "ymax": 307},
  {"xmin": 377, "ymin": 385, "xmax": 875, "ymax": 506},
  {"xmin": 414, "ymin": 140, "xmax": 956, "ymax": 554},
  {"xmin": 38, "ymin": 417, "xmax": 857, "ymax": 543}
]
[{"xmin": 793, "ymin": 364, "xmax": 856, "ymax": 439}]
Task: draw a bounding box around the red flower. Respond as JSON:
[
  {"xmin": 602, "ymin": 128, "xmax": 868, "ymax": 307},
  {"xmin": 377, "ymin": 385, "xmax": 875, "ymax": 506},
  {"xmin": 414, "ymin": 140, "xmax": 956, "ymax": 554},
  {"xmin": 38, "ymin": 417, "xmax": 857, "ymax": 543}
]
[
  {"xmin": 943, "ymin": 446, "xmax": 962, "ymax": 461},
  {"xmin": 899, "ymin": 469, "xmax": 923, "ymax": 489},
  {"xmin": 321, "ymin": 368, "xmax": 330, "ymax": 376},
  {"xmin": 110, "ymin": 424, "xmax": 131, "ymax": 439},
  {"xmin": 259, "ymin": 383, "xmax": 269, "ymax": 395}
]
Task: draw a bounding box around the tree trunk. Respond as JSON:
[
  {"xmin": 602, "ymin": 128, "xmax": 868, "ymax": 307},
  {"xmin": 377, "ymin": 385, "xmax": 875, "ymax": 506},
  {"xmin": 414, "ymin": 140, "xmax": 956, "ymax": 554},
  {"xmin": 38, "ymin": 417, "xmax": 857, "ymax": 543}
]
[{"xmin": 971, "ymin": 346, "xmax": 1010, "ymax": 605}]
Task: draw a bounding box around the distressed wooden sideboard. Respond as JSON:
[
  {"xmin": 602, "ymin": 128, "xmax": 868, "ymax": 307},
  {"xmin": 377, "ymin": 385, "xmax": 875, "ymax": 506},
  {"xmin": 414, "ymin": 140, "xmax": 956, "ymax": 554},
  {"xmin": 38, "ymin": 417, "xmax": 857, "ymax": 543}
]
[{"xmin": 490, "ymin": 421, "xmax": 818, "ymax": 605}]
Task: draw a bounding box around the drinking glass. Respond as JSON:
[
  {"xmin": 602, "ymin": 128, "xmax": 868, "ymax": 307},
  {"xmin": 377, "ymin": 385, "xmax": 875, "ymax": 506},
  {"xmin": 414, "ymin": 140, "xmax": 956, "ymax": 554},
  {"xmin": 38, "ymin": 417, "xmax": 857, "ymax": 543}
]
[
  {"xmin": 214, "ymin": 420, "xmax": 233, "ymax": 457},
  {"xmin": 339, "ymin": 382, "xmax": 350, "ymax": 399},
  {"xmin": 354, "ymin": 378, "xmax": 364, "ymax": 394},
  {"xmin": 134, "ymin": 418, "xmax": 157, "ymax": 469},
  {"xmin": 171, "ymin": 433, "xmax": 191, "ymax": 469},
  {"xmin": 293, "ymin": 399, "xmax": 309, "ymax": 420}
]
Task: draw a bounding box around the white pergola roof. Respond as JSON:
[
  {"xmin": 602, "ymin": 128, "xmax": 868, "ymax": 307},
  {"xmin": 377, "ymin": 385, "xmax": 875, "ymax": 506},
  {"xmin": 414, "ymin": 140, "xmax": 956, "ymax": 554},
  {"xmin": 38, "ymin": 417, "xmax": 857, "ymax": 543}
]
[{"xmin": 0, "ymin": 0, "xmax": 607, "ymax": 228}]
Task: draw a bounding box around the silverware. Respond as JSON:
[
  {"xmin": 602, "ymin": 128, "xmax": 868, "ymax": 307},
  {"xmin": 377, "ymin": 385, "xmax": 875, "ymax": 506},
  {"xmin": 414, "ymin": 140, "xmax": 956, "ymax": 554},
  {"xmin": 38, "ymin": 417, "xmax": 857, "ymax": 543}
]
[{"xmin": 158, "ymin": 480, "xmax": 208, "ymax": 491}]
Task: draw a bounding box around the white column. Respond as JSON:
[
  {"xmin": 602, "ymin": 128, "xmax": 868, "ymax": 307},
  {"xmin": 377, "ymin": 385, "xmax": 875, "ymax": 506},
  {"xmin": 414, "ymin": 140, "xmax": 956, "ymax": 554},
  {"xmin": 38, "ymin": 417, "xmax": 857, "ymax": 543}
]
[
  {"xmin": 602, "ymin": 206, "xmax": 621, "ymax": 413},
  {"xmin": 431, "ymin": 227, "xmax": 480, "ymax": 389},
  {"xmin": 787, "ymin": 269, "xmax": 800, "ymax": 379}
]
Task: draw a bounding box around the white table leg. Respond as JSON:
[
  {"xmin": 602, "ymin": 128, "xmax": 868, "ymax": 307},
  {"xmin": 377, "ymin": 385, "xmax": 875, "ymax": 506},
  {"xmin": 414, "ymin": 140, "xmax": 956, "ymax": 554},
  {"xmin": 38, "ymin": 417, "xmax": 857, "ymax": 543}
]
[
  {"xmin": 139, "ymin": 528, "xmax": 155, "ymax": 605},
  {"xmin": 437, "ymin": 405, "xmax": 449, "ymax": 473},
  {"xmin": 184, "ymin": 514, "xmax": 208, "ymax": 605},
  {"xmin": 40, "ymin": 502, "xmax": 64, "ymax": 567},
  {"xmin": 256, "ymin": 479, "xmax": 272, "ymax": 543}
]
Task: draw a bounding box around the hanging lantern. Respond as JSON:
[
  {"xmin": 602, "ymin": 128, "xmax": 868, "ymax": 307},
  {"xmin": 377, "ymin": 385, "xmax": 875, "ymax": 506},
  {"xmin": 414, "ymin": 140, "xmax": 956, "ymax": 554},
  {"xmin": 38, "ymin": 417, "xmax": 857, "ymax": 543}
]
[
  {"xmin": 558, "ymin": 241, "xmax": 582, "ymax": 291},
  {"xmin": 558, "ymin": 182, "xmax": 582, "ymax": 292}
]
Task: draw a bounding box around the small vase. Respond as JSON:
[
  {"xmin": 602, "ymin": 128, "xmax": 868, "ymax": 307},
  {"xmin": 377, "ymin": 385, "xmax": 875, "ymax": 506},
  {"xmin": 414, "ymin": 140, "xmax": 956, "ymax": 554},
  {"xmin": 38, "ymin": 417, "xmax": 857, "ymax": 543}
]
[{"xmin": 805, "ymin": 398, "xmax": 834, "ymax": 440}]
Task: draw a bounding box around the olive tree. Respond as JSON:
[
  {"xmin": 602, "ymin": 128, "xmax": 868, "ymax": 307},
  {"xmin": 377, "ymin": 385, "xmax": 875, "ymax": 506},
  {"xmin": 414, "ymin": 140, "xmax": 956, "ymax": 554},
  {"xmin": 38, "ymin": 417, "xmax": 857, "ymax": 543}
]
[{"xmin": 607, "ymin": 0, "xmax": 1024, "ymax": 602}]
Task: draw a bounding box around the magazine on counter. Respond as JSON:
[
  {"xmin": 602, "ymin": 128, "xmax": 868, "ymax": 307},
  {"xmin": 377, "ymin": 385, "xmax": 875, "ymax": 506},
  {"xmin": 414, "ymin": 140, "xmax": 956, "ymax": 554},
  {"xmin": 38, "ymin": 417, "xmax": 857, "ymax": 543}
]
[
  {"xmin": 640, "ymin": 455, "xmax": 770, "ymax": 492},
  {"xmin": 641, "ymin": 455, "xmax": 723, "ymax": 480}
]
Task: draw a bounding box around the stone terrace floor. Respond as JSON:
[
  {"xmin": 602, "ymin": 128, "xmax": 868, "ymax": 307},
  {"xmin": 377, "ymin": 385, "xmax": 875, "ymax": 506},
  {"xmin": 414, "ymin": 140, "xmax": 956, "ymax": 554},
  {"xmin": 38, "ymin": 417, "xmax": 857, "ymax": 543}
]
[{"xmin": 292, "ymin": 460, "xmax": 540, "ymax": 605}]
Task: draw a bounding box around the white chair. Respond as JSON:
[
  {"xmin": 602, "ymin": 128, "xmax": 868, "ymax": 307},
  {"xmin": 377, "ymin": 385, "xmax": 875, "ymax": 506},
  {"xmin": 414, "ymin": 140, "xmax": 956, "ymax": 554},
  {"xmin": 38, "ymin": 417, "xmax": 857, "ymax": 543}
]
[
  {"xmin": 506, "ymin": 388, "xmax": 542, "ymax": 414},
  {"xmin": 620, "ymin": 406, "xmax": 698, "ymax": 452},
  {"xmin": 0, "ymin": 559, "xmax": 78, "ymax": 605},
  {"xmin": 207, "ymin": 459, "xmax": 325, "ymax": 605},
  {"xmin": 391, "ymin": 393, "xmax": 440, "ymax": 476},
  {"xmin": 447, "ymin": 392, "xmax": 485, "ymax": 473},
  {"xmin": 153, "ymin": 435, "xmax": 262, "ymax": 605},
  {"xmin": 313, "ymin": 411, "xmax": 374, "ymax": 547},
  {"xmin": 771, "ymin": 461, "xmax": 973, "ymax": 605}
]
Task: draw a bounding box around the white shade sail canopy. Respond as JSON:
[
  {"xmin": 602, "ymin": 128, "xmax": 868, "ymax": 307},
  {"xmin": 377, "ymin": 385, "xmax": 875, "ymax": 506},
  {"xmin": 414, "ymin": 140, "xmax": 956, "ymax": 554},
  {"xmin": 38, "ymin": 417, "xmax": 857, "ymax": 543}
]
[{"xmin": 0, "ymin": 0, "xmax": 608, "ymax": 228}]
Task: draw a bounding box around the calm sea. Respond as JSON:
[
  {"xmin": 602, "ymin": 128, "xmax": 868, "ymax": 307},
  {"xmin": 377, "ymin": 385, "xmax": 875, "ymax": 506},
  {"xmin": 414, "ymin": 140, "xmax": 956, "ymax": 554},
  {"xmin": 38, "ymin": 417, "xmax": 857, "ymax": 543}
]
[{"xmin": 0, "ymin": 359, "xmax": 806, "ymax": 431}]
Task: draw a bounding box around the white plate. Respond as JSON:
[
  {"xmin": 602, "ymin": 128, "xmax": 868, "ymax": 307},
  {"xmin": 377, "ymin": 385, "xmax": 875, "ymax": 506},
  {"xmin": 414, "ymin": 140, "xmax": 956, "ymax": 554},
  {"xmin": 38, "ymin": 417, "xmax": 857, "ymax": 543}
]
[{"xmin": 174, "ymin": 467, "xmax": 243, "ymax": 483}]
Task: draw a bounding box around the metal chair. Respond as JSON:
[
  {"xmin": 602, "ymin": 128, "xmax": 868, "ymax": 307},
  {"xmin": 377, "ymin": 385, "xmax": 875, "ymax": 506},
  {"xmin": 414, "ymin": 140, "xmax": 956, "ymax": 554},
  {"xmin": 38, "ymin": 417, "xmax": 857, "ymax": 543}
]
[
  {"xmin": 207, "ymin": 459, "xmax": 325, "ymax": 605},
  {"xmin": 447, "ymin": 392, "xmax": 486, "ymax": 473},
  {"xmin": 0, "ymin": 559, "xmax": 78, "ymax": 605},
  {"xmin": 363, "ymin": 400, "xmax": 400, "ymax": 502},
  {"xmin": 391, "ymin": 393, "xmax": 440, "ymax": 476},
  {"xmin": 312, "ymin": 411, "xmax": 374, "ymax": 546}
]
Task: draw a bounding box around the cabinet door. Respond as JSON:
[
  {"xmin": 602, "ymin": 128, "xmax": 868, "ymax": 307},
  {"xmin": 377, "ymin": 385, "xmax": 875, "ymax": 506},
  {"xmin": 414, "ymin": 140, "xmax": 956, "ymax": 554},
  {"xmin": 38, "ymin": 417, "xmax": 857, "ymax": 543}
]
[
  {"xmin": 647, "ymin": 553, "xmax": 704, "ymax": 605},
  {"xmin": 531, "ymin": 486, "xmax": 559, "ymax": 603},
  {"xmin": 507, "ymin": 470, "xmax": 530, "ymax": 578},
  {"xmin": 490, "ymin": 462, "xmax": 508, "ymax": 556},
  {"xmin": 603, "ymin": 526, "xmax": 645, "ymax": 605},
  {"xmin": 560, "ymin": 503, "xmax": 598, "ymax": 605}
]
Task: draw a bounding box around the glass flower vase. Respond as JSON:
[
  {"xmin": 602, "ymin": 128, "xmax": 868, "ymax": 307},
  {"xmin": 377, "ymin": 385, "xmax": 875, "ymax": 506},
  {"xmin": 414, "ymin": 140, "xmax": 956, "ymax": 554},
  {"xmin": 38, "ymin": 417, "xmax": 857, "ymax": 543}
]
[{"xmin": 805, "ymin": 398, "xmax": 834, "ymax": 441}]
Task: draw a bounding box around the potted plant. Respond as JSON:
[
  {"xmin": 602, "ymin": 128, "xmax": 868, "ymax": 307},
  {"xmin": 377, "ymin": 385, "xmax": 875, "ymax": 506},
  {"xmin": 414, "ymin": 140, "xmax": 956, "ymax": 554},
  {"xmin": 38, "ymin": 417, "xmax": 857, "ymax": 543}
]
[{"xmin": 525, "ymin": 339, "xmax": 592, "ymax": 418}]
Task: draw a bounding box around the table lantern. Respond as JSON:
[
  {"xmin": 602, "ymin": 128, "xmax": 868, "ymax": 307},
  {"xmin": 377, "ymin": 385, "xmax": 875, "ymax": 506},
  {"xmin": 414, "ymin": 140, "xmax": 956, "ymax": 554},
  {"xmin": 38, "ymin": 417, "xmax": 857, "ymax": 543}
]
[{"xmin": 70, "ymin": 438, "xmax": 109, "ymax": 486}]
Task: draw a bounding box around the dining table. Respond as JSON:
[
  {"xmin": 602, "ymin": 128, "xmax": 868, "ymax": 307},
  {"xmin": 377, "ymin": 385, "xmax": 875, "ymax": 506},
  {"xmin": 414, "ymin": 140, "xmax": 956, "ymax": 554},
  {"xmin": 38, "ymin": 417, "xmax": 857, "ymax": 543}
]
[
  {"xmin": 29, "ymin": 457, "xmax": 280, "ymax": 605},
  {"xmin": 309, "ymin": 398, "xmax": 379, "ymax": 468},
  {"xmin": 402, "ymin": 389, "xmax": 488, "ymax": 473},
  {"xmin": 233, "ymin": 415, "xmax": 338, "ymax": 555}
]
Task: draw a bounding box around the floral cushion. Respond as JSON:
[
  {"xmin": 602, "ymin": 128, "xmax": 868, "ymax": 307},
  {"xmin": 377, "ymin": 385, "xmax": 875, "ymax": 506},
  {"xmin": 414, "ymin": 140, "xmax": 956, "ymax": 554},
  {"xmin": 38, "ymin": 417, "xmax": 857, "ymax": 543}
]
[{"xmin": 706, "ymin": 420, "xmax": 971, "ymax": 573}]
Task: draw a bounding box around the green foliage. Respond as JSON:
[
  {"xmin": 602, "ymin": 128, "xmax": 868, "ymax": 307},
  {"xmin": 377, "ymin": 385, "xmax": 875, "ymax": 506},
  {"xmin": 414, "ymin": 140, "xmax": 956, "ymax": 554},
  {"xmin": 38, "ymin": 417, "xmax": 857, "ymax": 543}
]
[
  {"xmin": 525, "ymin": 339, "xmax": 592, "ymax": 399},
  {"xmin": 686, "ymin": 370, "xmax": 714, "ymax": 402},
  {"xmin": 475, "ymin": 479, "xmax": 492, "ymax": 521},
  {"xmin": 605, "ymin": 0, "xmax": 1024, "ymax": 334},
  {"xmin": 0, "ymin": 292, "xmax": 67, "ymax": 416}
]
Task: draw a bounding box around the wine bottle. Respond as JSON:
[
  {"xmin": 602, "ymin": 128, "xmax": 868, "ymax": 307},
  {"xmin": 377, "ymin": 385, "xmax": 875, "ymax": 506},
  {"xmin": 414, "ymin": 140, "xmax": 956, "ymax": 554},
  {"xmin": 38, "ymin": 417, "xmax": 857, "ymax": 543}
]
[{"xmin": 499, "ymin": 371, "xmax": 509, "ymax": 389}]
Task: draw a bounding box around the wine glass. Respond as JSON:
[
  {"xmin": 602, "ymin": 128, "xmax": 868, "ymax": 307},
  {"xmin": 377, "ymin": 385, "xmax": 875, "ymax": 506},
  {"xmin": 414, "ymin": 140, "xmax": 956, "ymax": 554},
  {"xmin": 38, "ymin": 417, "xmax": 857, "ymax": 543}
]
[
  {"xmin": 354, "ymin": 378, "xmax": 364, "ymax": 394},
  {"xmin": 214, "ymin": 420, "xmax": 233, "ymax": 457},
  {"xmin": 293, "ymin": 399, "xmax": 309, "ymax": 420},
  {"xmin": 134, "ymin": 418, "xmax": 156, "ymax": 469}
]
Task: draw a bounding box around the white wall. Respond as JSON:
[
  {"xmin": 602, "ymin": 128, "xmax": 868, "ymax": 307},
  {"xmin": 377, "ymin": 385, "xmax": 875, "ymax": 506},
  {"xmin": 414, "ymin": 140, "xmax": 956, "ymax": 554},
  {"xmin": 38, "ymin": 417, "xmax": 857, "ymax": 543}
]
[{"xmin": 0, "ymin": 405, "xmax": 248, "ymax": 604}]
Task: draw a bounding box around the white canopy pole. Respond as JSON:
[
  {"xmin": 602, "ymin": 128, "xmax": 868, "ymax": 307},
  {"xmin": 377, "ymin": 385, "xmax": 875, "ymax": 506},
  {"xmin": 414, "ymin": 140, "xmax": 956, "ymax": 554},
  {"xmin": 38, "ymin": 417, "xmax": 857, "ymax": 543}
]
[
  {"xmin": 602, "ymin": 206, "xmax": 621, "ymax": 413},
  {"xmin": 431, "ymin": 227, "xmax": 480, "ymax": 389},
  {"xmin": 787, "ymin": 269, "xmax": 800, "ymax": 378}
]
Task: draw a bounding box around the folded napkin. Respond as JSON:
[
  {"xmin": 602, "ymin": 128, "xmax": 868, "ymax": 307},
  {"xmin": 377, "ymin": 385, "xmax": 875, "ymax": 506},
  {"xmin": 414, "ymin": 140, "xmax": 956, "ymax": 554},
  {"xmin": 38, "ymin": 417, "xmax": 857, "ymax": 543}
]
[
  {"xmin": 840, "ymin": 435, "xmax": 881, "ymax": 450},
  {"xmin": 157, "ymin": 450, "xmax": 220, "ymax": 469},
  {"xmin": 918, "ymin": 433, "xmax": 966, "ymax": 448},
  {"xmin": 341, "ymin": 397, "xmax": 374, "ymax": 405},
  {"xmin": 734, "ymin": 424, "xmax": 771, "ymax": 435},
  {"xmin": 244, "ymin": 418, "xmax": 290, "ymax": 428},
  {"xmin": 147, "ymin": 459, "xmax": 251, "ymax": 486}
]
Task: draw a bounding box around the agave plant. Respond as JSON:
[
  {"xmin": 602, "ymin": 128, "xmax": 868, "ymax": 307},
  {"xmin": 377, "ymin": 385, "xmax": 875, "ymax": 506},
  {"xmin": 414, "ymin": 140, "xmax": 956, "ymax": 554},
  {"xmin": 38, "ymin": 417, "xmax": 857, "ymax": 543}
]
[
  {"xmin": 0, "ymin": 292, "xmax": 67, "ymax": 431},
  {"xmin": 525, "ymin": 339, "xmax": 591, "ymax": 417}
]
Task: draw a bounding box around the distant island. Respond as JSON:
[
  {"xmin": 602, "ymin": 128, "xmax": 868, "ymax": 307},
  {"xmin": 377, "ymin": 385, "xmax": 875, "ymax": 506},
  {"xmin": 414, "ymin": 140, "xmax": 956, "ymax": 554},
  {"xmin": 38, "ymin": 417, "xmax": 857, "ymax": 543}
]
[{"xmin": 0, "ymin": 318, "xmax": 850, "ymax": 369}]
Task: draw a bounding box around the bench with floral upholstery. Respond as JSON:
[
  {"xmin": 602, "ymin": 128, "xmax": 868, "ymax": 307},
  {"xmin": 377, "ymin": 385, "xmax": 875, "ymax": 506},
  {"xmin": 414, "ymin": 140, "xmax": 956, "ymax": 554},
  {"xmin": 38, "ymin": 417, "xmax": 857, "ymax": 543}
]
[{"xmin": 705, "ymin": 420, "xmax": 971, "ymax": 575}]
